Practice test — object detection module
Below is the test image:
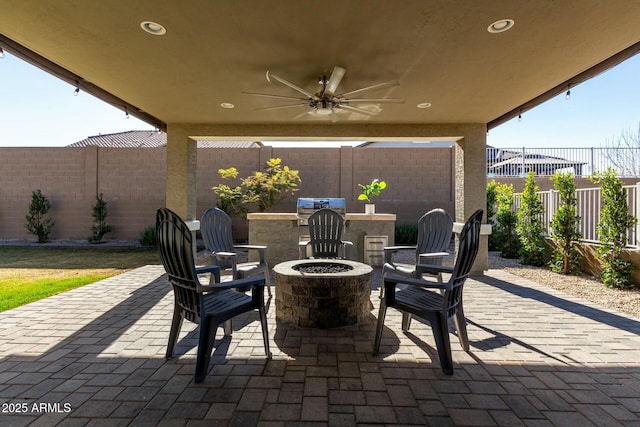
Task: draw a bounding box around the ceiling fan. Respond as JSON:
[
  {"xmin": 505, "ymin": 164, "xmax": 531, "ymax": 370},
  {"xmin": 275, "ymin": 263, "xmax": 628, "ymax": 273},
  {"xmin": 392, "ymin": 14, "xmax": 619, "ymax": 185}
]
[{"xmin": 243, "ymin": 66, "xmax": 404, "ymax": 120}]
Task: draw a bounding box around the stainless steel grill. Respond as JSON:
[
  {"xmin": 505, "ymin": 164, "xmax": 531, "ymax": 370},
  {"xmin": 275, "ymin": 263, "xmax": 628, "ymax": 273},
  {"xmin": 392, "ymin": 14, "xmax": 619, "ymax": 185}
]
[{"xmin": 296, "ymin": 198, "xmax": 346, "ymax": 226}]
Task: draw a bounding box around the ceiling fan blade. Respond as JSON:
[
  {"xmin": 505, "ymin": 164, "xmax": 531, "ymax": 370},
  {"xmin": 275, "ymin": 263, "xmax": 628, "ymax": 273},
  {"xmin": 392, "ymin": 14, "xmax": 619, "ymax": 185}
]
[
  {"xmin": 266, "ymin": 71, "xmax": 319, "ymax": 100},
  {"xmin": 243, "ymin": 91, "xmax": 308, "ymax": 101},
  {"xmin": 339, "ymin": 80, "xmax": 399, "ymax": 99},
  {"xmin": 324, "ymin": 66, "xmax": 346, "ymax": 96},
  {"xmin": 344, "ymin": 98, "xmax": 405, "ymax": 103},
  {"xmin": 256, "ymin": 103, "xmax": 308, "ymax": 111},
  {"xmin": 338, "ymin": 105, "xmax": 377, "ymax": 116}
]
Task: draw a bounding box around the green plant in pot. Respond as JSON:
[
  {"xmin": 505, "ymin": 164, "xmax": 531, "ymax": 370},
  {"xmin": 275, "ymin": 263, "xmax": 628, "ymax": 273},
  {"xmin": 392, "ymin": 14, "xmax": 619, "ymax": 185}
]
[{"xmin": 358, "ymin": 179, "xmax": 386, "ymax": 214}]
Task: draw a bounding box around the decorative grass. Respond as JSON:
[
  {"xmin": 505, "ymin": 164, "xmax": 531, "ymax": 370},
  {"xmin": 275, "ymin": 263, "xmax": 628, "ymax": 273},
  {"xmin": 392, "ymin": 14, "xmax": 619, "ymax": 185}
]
[{"xmin": 0, "ymin": 247, "xmax": 159, "ymax": 312}]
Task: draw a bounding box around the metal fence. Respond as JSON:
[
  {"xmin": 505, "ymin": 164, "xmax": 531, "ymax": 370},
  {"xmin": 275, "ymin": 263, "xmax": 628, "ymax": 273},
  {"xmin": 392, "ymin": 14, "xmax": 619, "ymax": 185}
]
[
  {"xmin": 513, "ymin": 183, "xmax": 640, "ymax": 247},
  {"xmin": 487, "ymin": 147, "xmax": 640, "ymax": 177}
]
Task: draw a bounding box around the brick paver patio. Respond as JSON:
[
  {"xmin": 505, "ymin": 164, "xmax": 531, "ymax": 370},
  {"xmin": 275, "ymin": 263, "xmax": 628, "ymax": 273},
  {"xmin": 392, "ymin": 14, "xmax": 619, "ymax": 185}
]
[{"xmin": 1, "ymin": 265, "xmax": 639, "ymax": 426}]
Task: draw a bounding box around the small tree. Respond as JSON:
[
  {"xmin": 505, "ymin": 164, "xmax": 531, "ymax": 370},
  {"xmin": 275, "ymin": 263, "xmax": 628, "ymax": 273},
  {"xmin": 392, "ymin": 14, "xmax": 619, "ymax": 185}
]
[
  {"xmin": 212, "ymin": 158, "xmax": 301, "ymax": 219},
  {"xmin": 25, "ymin": 189, "xmax": 55, "ymax": 243},
  {"xmin": 494, "ymin": 182, "xmax": 519, "ymax": 258},
  {"xmin": 486, "ymin": 180, "xmax": 499, "ymax": 250},
  {"xmin": 89, "ymin": 193, "xmax": 112, "ymax": 243},
  {"xmin": 516, "ymin": 170, "xmax": 547, "ymax": 266},
  {"xmin": 549, "ymin": 172, "xmax": 582, "ymax": 274},
  {"xmin": 590, "ymin": 168, "xmax": 637, "ymax": 289}
]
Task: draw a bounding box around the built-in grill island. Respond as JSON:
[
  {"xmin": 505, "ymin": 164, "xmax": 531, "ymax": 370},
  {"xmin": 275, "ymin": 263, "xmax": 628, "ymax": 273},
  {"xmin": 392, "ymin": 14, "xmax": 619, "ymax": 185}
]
[
  {"xmin": 296, "ymin": 198, "xmax": 346, "ymax": 226},
  {"xmin": 247, "ymin": 202, "xmax": 396, "ymax": 266}
]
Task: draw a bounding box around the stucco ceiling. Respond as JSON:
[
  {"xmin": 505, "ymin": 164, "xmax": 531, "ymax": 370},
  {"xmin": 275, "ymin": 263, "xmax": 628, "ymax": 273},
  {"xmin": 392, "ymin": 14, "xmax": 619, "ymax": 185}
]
[{"xmin": 1, "ymin": 1, "xmax": 639, "ymax": 133}]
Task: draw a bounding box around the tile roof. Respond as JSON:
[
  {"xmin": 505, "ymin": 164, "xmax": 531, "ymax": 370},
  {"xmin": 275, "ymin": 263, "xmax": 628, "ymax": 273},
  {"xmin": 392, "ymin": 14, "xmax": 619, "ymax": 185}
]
[{"xmin": 68, "ymin": 131, "xmax": 262, "ymax": 148}]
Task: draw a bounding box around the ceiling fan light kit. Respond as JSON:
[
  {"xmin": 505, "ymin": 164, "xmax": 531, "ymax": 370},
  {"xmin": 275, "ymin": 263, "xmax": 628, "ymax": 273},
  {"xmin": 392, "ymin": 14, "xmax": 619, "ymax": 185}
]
[{"xmin": 244, "ymin": 66, "xmax": 404, "ymax": 120}]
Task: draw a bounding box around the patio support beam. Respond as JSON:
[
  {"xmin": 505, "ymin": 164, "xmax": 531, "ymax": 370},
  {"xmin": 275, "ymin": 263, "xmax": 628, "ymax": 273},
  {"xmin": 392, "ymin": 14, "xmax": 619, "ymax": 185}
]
[
  {"xmin": 455, "ymin": 125, "xmax": 489, "ymax": 274},
  {"xmin": 166, "ymin": 125, "xmax": 197, "ymax": 220}
]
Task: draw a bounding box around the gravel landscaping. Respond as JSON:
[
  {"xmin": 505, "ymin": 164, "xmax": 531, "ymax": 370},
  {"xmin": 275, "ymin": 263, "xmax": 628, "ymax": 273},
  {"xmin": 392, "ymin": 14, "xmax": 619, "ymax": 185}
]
[{"xmin": 489, "ymin": 251, "xmax": 640, "ymax": 319}]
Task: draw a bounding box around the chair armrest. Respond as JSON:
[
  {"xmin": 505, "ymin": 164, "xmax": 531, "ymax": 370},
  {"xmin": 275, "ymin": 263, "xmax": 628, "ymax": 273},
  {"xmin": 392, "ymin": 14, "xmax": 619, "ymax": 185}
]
[
  {"xmin": 342, "ymin": 241, "xmax": 354, "ymax": 260},
  {"xmin": 196, "ymin": 265, "xmax": 221, "ymax": 283},
  {"xmin": 234, "ymin": 244, "xmax": 268, "ymax": 263},
  {"xmin": 299, "ymin": 241, "xmax": 310, "ymax": 259},
  {"xmin": 201, "ymin": 275, "xmax": 265, "ymax": 293},
  {"xmin": 416, "ymin": 263, "xmax": 454, "ymax": 276},
  {"xmin": 205, "ymin": 252, "xmax": 238, "ymax": 275},
  {"xmin": 383, "ymin": 246, "xmax": 416, "ymax": 264},
  {"xmin": 417, "ymin": 252, "xmax": 449, "ymax": 264},
  {"xmin": 383, "ymin": 274, "xmax": 451, "ymax": 293}
]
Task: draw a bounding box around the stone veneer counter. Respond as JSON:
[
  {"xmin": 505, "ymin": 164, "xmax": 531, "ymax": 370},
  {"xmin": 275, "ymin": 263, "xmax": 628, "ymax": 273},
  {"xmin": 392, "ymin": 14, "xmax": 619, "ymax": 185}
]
[{"xmin": 247, "ymin": 212, "xmax": 396, "ymax": 266}]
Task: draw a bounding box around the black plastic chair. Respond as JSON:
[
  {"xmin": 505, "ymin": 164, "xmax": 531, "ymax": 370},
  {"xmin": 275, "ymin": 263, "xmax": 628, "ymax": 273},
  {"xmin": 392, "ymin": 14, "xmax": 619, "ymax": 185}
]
[
  {"xmin": 299, "ymin": 208, "xmax": 353, "ymax": 259},
  {"xmin": 200, "ymin": 207, "xmax": 271, "ymax": 297},
  {"xmin": 157, "ymin": 208, "xmax": 271, "ymax": 383},
  {"xmin": 381, "ymin": 208, "xmax": 454, "ymax": 297},
  {"xmin": 373, "ymin": 209, "xmax": 483, "ymax": 375}
]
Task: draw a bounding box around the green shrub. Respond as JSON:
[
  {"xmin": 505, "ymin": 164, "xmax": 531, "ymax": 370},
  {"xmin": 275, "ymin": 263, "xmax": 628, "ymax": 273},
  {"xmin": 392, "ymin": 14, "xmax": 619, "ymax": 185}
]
[
  {"xmin": 486, "ymin": 180, "xmax": 499, "ymax": 250},
  {"xmin": 89, "ymin": 193, "xmax": 112, "ymax": 243},
  {"xmin": 395, "ymin": 224, "xmax": 418, "ymax": 245},
  {"xmin": 517, "ymin": 171, "xmax": 548, "ymax": 266},
  {"xmin": 25, "ymin": 189, "xmax": 55, "ymax": 243},
  {"xmin": 139, "ymin": 225, "xmax": 157, "ymax": 247},
  {"xmin": 549, "ymin": 172, "xmax": 582, "ymax": 274},
  {"xmin": 590, "ymin": 168, "xmax": 637, "ymax": 289},
  {"xmin": 494, "ymin": 183, "xmax": 519, "ymax": 258}
]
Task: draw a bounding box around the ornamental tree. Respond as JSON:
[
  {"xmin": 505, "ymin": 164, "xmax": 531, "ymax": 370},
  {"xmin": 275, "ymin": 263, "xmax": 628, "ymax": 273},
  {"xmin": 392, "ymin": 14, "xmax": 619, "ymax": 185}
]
[
  {"xmin": 212, "ymin": 158, "xmax": 301, "ymax": 219},
  {"xmin": 549, "ymin": 172, "xmax": 582, "ymax": 274},
  {"xmin": 590, "ymin": 168, "xmax": 637, "ymax": 289},
  {"xmin": 516, "ymin": 170, "xmax": 547, "ymax": 266}
]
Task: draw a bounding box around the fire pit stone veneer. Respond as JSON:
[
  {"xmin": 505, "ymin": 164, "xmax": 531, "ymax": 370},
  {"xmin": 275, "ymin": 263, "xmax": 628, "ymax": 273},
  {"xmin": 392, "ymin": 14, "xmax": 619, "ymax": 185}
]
[{"xmin": 273, "ymin": 259, "xmax": 373, "ymax": 328}]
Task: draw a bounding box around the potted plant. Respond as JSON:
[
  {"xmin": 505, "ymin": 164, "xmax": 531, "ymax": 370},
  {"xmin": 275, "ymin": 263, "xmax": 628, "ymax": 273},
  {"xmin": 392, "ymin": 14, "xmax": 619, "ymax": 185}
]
[{"xmin": 358, "ymin": 179, "xmax": 386, "ymax": 214}]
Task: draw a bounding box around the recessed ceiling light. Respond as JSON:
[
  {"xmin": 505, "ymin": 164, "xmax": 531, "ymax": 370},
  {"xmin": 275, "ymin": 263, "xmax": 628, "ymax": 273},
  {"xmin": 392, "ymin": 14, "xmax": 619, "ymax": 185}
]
[
  {"xmin": 487, "ymin": 19, "xmax": 514, "ymax": 33},
  {"xmin": 417, "ymin": 102, "xmax": 432, "ymax": 109},
  {"xmin": 140, "ymin": 21, "xmax": 166, "ymax": 35},
  {"xmin": 220, "ymin": 102, "xmax": 235, "ymax": 109}
]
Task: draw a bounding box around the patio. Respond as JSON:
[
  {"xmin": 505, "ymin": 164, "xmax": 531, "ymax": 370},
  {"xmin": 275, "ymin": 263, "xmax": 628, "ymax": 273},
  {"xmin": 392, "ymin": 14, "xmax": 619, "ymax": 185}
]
[{"xmin": 1, "ymin": 264, "xmax": 639, "ymax": 426}]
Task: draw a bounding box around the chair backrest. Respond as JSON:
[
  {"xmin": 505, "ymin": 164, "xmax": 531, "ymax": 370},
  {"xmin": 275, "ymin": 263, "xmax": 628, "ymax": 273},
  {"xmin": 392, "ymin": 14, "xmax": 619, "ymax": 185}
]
[
  {"xmin": 308, "ymin": 208, "xmax": 346, "ymax": 258},
  {"xmin": 156, "ymin": 208, "xmax": 201, "ymax": 323},
  {"xmin": 200, "ymin": 207, "xmax": 235, "ymax": 253},
  {"xmin": 444, "ymin": 209, "xmax": 483, "ymax": 317},
  {"xmin": 415, "ymin": 209, "xmax": 454, "ymax": 263}
]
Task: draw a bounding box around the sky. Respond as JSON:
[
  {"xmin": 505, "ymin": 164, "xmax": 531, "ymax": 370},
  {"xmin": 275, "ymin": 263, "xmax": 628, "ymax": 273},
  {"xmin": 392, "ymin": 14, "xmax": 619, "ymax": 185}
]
[{"xmin": 1, "ymin": 51, "xmax": 638, "ymax": 148}]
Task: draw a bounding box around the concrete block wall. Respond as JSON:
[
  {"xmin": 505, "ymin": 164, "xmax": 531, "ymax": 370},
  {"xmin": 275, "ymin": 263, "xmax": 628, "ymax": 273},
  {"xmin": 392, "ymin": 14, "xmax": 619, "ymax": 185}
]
[{"xmin": 0, "ymin": 145, "xmax": 455, "ymax": 241}]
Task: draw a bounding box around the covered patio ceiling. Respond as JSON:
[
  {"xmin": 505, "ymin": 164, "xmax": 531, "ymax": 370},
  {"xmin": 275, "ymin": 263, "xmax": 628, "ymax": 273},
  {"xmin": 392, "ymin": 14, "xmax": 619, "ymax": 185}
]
[{"xmin": 1, "ymin": 1, "xmax": 639, "ymax": 136}]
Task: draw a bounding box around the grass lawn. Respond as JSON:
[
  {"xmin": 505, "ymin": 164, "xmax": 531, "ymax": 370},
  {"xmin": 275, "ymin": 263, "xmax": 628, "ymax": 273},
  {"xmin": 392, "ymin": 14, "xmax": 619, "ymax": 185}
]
[{"xmin": 0, "ymin": 247, "xmax": 160, "ymax": 312}]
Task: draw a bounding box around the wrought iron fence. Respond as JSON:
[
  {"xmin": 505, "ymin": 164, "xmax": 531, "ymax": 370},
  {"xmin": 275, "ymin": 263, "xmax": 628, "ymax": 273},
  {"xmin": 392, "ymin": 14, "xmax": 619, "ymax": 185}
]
[
  {"xmin": 487, "ymin": 147, "xmax": 640, "ymax": 177},
  {"xmin": 513, "ymin": 183, "xmax": 640, "ymax": 247}
]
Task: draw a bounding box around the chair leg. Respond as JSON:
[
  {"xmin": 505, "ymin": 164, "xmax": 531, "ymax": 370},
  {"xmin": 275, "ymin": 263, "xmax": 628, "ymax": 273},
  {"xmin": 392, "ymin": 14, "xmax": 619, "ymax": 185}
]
[
  {"xmin": 258, "ymin": 305, "xmax": 272, "ymax": 359},
  {"xmin": 454, "ymin": 308, "xmax": 470, "ymax": 352},
  {"xmin": 401, "ymin": 312, "xmax": 412, "ymax": 332},
  {"xmin": 373, "ymin": 301, "xmax": 387, "ymax": 355},
  {"xmin": 195, "ymin": 317, "xmax": 218, "ymax": 383},
  {"xmin": 430, "ymin": 313, "xmax": 454, "ymax": 375},
  {"xmin": 166, "ymin": 306, "xmax": 183, "ymax": 359},
  {"xmin": 223, "ymin": 320, "xmax": 233, "ymax": 336},
  {"xmin": 264, "ymin": 270, "xmax": 272, "ymax": 298}
]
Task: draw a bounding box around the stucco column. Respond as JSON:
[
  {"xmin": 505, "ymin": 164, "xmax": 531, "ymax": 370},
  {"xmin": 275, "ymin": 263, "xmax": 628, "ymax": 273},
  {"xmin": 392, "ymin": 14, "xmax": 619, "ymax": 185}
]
[
  {"xmin": 166, "ymin": 126, "xmax": 197, "ymax": 220},
  {"xmin": 455, "ymin": 125, "xmax": 488, "ymax": 274}
]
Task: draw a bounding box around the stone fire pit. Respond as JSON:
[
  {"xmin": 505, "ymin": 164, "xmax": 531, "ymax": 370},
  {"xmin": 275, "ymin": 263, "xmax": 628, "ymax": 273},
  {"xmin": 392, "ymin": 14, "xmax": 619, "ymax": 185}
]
[{"xmin": 273, "ymin": 259, "xmax": 373, "ymax": 328}]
